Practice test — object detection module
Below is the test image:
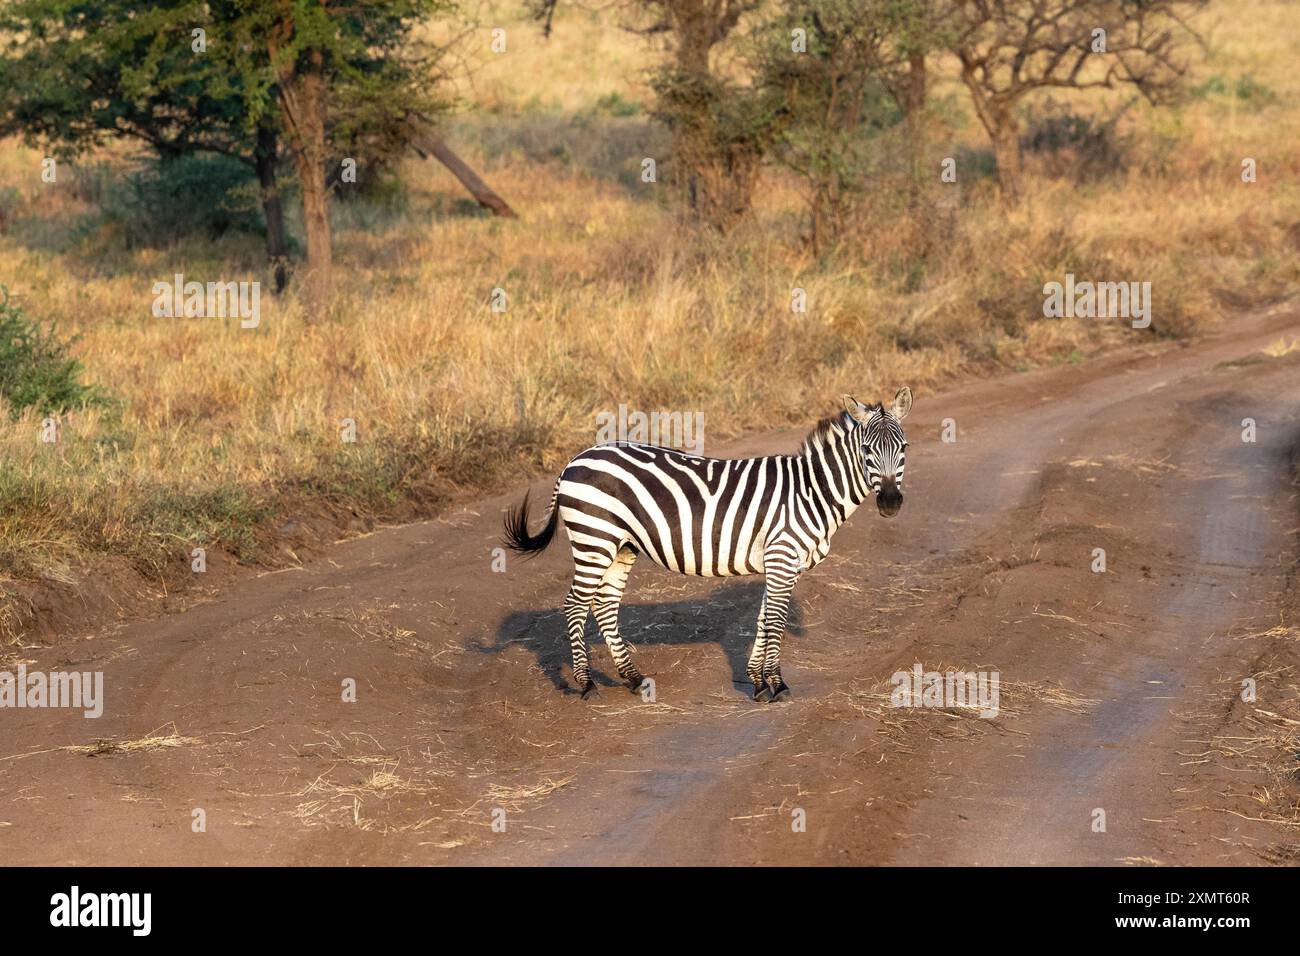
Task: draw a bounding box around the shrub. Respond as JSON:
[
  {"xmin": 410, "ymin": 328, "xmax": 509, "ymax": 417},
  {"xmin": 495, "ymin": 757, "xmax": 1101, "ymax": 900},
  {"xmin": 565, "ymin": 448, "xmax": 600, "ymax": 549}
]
[
  {"xmin": 97, "ymin": 153, "xmax": 264, "ymax": 247},
  {"xmin": 0, "ymin": 286, "xmax": 102, "ymax": 419},
  {"xmin": 0, "ymin": 185, "xmax": 17, "ymax": 233},
  {"xmin": 1192, "ymin": 73, "xmax": 1277, "ymax": 109},
  {"xmin": 595, "ymin": 92, "xmax": 641, "ymax": 117},
  {"xmin": 1021, "ymin": 102, "xmax": 1129, "ymax": 180}
]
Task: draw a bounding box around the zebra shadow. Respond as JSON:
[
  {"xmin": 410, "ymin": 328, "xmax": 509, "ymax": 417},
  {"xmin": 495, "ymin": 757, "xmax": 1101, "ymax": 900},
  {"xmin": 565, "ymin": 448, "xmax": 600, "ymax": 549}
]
[{"xmin": 475, "ymin": 580, "xmax": 806, "ymax": 696}]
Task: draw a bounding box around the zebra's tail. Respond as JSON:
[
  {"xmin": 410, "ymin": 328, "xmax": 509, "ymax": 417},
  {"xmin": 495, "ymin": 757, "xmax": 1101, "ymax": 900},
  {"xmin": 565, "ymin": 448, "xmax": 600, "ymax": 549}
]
[{"xmin": 502, "ymin": 480, "xmax": 561, "ymax": 555}]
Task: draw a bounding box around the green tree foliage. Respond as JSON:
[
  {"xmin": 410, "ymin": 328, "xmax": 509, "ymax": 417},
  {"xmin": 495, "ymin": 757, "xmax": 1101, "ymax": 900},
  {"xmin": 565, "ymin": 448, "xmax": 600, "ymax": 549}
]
[
  {"xmin": 0, "ymin": 0, "xmax": 293, "ymax": 287},
  {"xmin": 645, "ymin": 0, "xmax": 780, "ymax": 232},
  {"xmin": 752, "ymin": 0, "xmax": 951, "ymax": 249},
  {"xmin": 0, "ymin": 1, "xmax": 456, "ymax": 296},
  {"xmin": 0, "ymin": 287, "xmax": 101, "ymax": 420}
]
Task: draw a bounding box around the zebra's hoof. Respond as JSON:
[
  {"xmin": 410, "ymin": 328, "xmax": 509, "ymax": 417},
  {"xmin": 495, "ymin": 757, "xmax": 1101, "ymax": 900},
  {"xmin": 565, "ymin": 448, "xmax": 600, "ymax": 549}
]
[
  {"xmin": 751, "ymin": 683, "xmax": 767, "ymax": 701},
  {"xmin": 579, "ymin": 680, "xmax": 596, "ymax": 699},
  {"xmin": 766, "ymin": 677, "xmax": 790, "ymax": 701},
  {"xmin": 626, "ymin": 675, "xmax": 645, "ymax": 692}
]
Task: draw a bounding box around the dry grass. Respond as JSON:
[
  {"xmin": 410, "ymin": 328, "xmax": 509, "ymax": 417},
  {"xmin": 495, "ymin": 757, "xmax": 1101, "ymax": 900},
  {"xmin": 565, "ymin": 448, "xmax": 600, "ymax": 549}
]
[
  {"xmin": 484, "ymin": 775, "xmax": 574, "ymax": 809},
  {"xmin": 1, "ymin": 1, "xmax": 1298, "ymax": 635},
  {"xmin": 341, "ymin": 605, "xmax": 430, "ymax": 657},
  {"xmin": 1183, "ymin": 663, "xmax": 1300, "ymax": 839},
  {"xmin": 1065, "ymin": 454, "xmax": 1177, "ymax": 476},
  {"xmin": 1262, "ymin": 336, "xmax": 1300, "ymax": 358},
  {"xmin": 831, "ymin": 671, "xmax": 1097, "ymax": 741},
  {"xmin": 1232, "ymin": 619, "xmax": 1298, "ymax": 644},
  {"xmin": 0, "ymin": 723, "xmax": 200, "ymax": 761}
]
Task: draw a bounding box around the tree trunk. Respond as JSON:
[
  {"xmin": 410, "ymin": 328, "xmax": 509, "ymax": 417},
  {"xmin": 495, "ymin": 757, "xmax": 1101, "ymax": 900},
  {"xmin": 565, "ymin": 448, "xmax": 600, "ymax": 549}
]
[
  {"xmin": 255, "ymin": 125, "xmax": 290, "ymax": 295},
  {"xmin": 670, "ymin": 0, "xmax": 713, "ymax": 78},
  {"xmin": 272, "ymin": 38, "xmax": 331, "ymax": 310},
  {"xmin": 902, "ymin": 52, "xmax": 928, "ymax": 187},
  {"xmin": 990, "ymin": 115, "xmax": 1023, "ymax": 200},
  {"xmin": 661, "ymin": 0, "xmax": 758, "ymax": 231},
  {"xmin": 669, "ymin": 5, "xmax": 715, "ymax": 218},
  {"xmin": 406, "ymin": 116, "xmax": 517, "ymax": 217},
  {"xmin": 959, "ymin": 64, "xmax": 1022, "ymax": 200}
]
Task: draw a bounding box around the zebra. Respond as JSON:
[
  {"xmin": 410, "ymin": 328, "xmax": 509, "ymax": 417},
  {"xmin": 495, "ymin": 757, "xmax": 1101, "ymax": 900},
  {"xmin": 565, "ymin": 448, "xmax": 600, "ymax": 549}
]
[{"xmin": 502, "ymin": 388, "xmax": 912, "ymax": 701}]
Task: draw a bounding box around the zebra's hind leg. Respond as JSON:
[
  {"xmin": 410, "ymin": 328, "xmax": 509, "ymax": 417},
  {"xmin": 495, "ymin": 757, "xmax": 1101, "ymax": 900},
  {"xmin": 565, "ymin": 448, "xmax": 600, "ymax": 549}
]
[
  {"xmin": 563, "ymin": 583, "xmax": 599, "ymax": 697},
  {"xmin": 593, "ymin": 547, "xmax": 644, "ymax": 690},
  {"xmin": 564, "ymin": 544, "xmax": 616, "ymax": 697},
  {"xmin": 759, "ymin": 566, "xmax": 798, "ymax": 701},
  {"xmin": 746, "ymin": 592, "xmax": 768, "ymax": 699}
]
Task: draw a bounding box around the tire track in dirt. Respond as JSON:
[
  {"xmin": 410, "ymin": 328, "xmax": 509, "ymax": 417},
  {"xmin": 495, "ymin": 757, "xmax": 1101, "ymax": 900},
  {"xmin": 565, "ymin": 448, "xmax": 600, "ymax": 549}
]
[
  {"xmin": 461, "ymin": 307, "xmax": 1300, "ymax": 866},
  {"xmin": 885, "ymin": 357, "xmax": 1300, "ymax": 865},
  {"xmin": 2, "ymin": 305, "xmax": 1298, "ymax": 865}
]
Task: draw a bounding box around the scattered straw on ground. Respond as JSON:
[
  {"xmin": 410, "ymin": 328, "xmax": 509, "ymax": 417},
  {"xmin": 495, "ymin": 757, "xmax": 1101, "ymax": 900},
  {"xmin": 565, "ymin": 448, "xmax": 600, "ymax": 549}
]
[
  {"xmin": 828, "ymin": 671, "xmax": 1097, "ymax": 741},
  {"xmin": 1180, "ymin": 665, "xmax": 1300, "ymax": 834},
  {"xmin": 0, "ymin": 723, "xmax": 201, "ymax": 762},
  {"xmin": 1064, "ymin": 454, "xmax": 1176, "ymax": 476},
  {"xmin": 485, "ymin": 775, "xmax": 574, "ymax": 810},
  {"xmin": 1262, "ymin": 337, "xmax": 1300, "ymax": 358}
]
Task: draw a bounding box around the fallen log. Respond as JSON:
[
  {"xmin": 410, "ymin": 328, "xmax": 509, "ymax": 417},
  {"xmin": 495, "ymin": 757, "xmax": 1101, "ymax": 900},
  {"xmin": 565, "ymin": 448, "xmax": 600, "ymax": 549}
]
[{"xmin": 407, "ymin": 113, "xmax": 518, "ymax": 219}]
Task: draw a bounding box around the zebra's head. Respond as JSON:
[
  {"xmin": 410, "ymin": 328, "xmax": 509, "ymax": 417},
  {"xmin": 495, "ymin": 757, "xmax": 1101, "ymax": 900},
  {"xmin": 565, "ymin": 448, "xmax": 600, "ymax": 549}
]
[{"xmin": 843, "ymin": 387, "xmax": 912, "ymax": 517}]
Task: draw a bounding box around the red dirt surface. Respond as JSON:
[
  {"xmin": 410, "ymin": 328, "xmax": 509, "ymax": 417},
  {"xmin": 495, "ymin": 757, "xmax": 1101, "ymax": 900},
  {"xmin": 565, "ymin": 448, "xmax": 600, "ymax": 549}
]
[{"xmin": 3, "ymin": 305, "xmax": 1299, "ymax": 865}]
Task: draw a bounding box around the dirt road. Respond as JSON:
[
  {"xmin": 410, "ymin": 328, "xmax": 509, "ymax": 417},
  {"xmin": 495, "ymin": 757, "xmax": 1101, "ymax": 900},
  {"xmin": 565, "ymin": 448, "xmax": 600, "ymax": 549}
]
[{"xmin": 3, "ymin": 306, "xmax": 1299, "ymax": 866}]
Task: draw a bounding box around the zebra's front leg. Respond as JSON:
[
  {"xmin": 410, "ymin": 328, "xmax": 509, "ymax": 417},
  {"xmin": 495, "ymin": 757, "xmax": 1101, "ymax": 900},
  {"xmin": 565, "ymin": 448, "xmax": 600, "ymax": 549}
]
[
  {"xmin": 594, "ymin": 547, "xmax": 645, "ymax": 691},
  {"xmin": 759, "ymin": 570, "xmax": 798, "ymax": 701},
  {"xmin": 746, "ymin": 592, "xmax": 768, "ymax": 699}
]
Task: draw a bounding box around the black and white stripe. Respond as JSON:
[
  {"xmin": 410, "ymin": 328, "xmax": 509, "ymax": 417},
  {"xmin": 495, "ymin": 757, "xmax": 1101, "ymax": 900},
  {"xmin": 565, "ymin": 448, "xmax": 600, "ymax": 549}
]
[{"xmin": 503, "ymin": 388, "xmax": 912, "ymax": 699}]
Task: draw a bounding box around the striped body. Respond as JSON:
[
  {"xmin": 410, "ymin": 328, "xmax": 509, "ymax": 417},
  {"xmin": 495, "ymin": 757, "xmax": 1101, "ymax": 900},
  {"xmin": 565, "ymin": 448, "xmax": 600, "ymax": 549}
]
[
  {"xmin": 503, "ymin": 390, "xmax": 912, "ymax": 699},
  {"xmin": 558, "ymin": 441, "xmax": 860, "ymax": 580}
]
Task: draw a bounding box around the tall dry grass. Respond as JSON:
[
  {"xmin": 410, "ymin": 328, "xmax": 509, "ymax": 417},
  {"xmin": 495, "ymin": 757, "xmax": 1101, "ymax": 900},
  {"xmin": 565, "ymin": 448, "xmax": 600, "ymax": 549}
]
[{"xmin": 0, "ymin": 1, "xmax": 1297, "ymax": 636}]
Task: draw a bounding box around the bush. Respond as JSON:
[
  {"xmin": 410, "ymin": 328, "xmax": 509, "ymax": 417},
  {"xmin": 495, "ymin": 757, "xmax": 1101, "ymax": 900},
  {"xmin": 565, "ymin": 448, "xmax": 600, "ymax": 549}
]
[
  {"xmin": 97, "ymin": 153, "xmax": 264, "ymax": 247},
  {"xmin": 1021, "ymin": 102, "xmax": 1129, "ymax": 180},
  {"xmin": 753, "ymin": 0, "xmax": 906, "ymax": 250},
  {"xmin": 0, "ymin": 186, "xmax": 17, "ymax": 232},
  {"xmin": 0, "ymin": 286, "xmax": 102, "ymax": 419},
  {"xmin": 952, "ymin": 144, "xmax": 999, "ymax": 180},
  {"xmin": 595, "ymin": 92, "xmax": 641, "ymax": 117},
  {"xmin": 1192, "ymin": 74, "xmax": 1277, "ymax": 109}
]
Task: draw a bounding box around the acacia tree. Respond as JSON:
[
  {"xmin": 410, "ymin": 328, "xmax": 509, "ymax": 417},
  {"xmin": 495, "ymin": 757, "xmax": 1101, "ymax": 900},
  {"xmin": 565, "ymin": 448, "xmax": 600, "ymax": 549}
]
[
  {"xmin": 233, "ymin": 0, "xmax": 459, "ymax": 309},
  {"xmin": 754, "ymin": 0, "xmax": 952, "ymax": 249},
  {"xmin": 0, "ymin": 0, "xmax": 470, "ymax": 304},
  {"xmin": 0, "ymin": 0, "xmax": 296, "ymax": 290},
  {"xmin": 947, "ymin": 0, "xmax": 1206, "ymax": 197},
  {"xmin": 648, "ymin": 0, "xmax": 775, "ymax": 231},
  {"xmin": 530, "ymin": 0, "xmax": 775, "ymax": 231}
]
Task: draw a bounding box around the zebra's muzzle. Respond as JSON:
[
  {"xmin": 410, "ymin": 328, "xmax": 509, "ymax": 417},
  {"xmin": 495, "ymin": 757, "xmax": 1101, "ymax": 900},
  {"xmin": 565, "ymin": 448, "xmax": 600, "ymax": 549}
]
[{"xmin": 877, "ymin": 481, "xmax": 903, "ymax": 517}]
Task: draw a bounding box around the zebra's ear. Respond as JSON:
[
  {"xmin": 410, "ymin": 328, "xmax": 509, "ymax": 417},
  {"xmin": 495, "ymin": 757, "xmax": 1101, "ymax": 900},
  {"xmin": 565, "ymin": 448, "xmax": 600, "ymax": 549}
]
[
  {"xmin": 842, "ymin": 394, "xmax": 872, "ymax": 424},
  {"xmin": 891, "ymin": 386, "xmax": 913, "ymax": 421}
]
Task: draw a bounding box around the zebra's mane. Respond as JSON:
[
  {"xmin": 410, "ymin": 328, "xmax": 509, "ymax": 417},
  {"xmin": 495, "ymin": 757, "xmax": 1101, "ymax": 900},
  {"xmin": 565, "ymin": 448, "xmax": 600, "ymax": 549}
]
[
  {"xmin": 799, "ymin": 410, "xmax": 857, "ymax": 456},
  {"xmin": 799, "ymin": 403, "xmax": 888, "ymax": 455}
]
